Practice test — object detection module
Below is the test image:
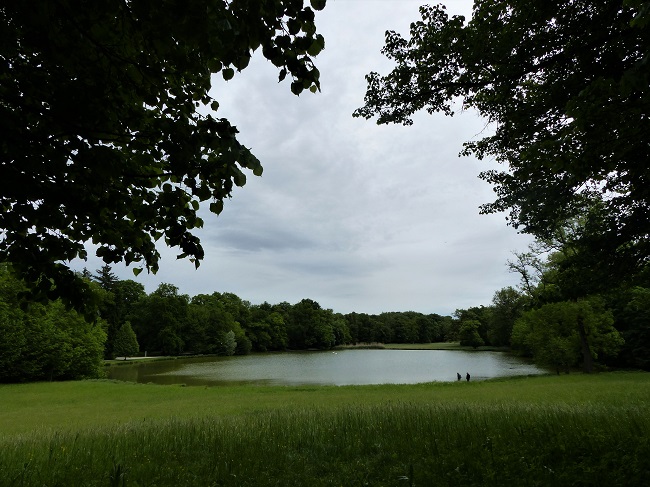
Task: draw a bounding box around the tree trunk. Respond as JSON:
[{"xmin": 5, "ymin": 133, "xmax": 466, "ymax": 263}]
[{"xmin": 577, "ymin": 316, "xmax": 593, "ymax": 373}]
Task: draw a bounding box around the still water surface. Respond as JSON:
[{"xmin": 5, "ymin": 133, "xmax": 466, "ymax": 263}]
[{"xmin": 107, "ymin": 350, "xmax": 546, "ymax": 386}]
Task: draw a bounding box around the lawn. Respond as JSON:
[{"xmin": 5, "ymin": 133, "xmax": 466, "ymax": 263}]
[{"xmin": 1, "ymin": 372, "xmax": 649, "ymax": 486}]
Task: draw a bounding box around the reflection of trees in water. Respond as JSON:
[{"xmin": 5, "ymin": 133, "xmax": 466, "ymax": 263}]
[{"xmin": 106, "ymin": 351, "xmax": 546, "ymax": 387}]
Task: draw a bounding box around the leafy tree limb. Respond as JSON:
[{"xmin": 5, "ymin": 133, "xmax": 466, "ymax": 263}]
[
  {"xmin": 1, "ymin": 0, "xmax": 327, "ymax": 309},
  {"xmin": 355, "ymin": 1, "xmax": 650, "ymax": 285}
]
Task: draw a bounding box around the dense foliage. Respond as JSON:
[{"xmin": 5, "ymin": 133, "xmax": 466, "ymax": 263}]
[
  {"xmin": 0, "ymin": 266, "xmax": 106, "ymax": 382},
  {"xmin": 512, "ymin": 299, "xmax": 623, "ymax": 374},
  {"xmin": 96, "ymin": 271, "xmax": 455, "ymax": 357},
  {"xmin": 88, "ymin": 256, "xmax": 646, "ymax": 373},
  {"xmin": 2, "ymin": 251, "xmax": 649, "ymax": 382},
  {"xmin": 0, "ymin": 0, "xmax": 327, "ymax": 308},
  {"xmin": 506, "ymin": 241, "xmax": 650, "ymax": 372},
  {"xmin": 0, "ymin": 259, "xmax": 462, "ymax": 382}
]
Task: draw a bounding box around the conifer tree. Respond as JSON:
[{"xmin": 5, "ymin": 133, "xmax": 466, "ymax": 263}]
[{"xmin": 113, "ymin": 321, "xmax": 139, "ymax": 360}]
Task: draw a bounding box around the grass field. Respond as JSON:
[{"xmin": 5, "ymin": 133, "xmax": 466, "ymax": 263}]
[{"xmin": 1, "ymin": 372, "xmax": 649, "ymax": 486}]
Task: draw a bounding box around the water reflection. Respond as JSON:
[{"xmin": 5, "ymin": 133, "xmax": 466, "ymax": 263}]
[{"xmin": 107, "ymin": 350, "xmax": 546, "ymax": 387}]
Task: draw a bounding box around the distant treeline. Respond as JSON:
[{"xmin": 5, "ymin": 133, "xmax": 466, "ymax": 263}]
[{"xmin": 88, "ymin": 266, "xmax": 457, "ymax": 358}]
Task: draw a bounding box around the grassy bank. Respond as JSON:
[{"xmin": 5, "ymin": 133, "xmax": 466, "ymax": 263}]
[{"xmin": 1, "ymin": 373, "xmax": 649, "ymax": 486}]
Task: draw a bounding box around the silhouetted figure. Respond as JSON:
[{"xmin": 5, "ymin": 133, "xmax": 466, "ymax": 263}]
[
  {"xmin": 466, "ymin": 372, "xmax": 470, "ymax": 382},
  {"xmin": 457, "ymin": 372, "xmax": 462, "ymax": 381}
]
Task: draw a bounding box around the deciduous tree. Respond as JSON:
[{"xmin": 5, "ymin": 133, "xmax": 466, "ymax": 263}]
[
  {"xmin": 355, "ymin": 0, "xmax": 650, "ymax": 285},
  {"xmin": 0, "ymin": 265, "xmax": 106, "ymax": 382},
  {"xmin": 458, "ymin": 320, "xmax": 484, "ymax": 349},
  {"xmin": 613, "ymin": 286, "xmax": 650, "ymax": 369},
  {"xmin": 128, "ymin": 283, "xmax": 189, "ymax": 354},
  {"xmin": 487, "ymin": 287, "xmax": 527, "ymax": 347},
  {"xmin": 512, "ymin": 299, "xmax": 623, "ymax": 373},
  {"xmin": 1, "ymin": 0, "xmax": 327, "ymax": 308},
  {"xmin": 218, "ymin": 330, "xmax": 237, "ymax": 356}
]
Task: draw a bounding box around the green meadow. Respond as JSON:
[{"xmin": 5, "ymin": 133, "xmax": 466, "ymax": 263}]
[{"xmin": 1, "ymin": 372, "xmax": 649, "ymax": 486}]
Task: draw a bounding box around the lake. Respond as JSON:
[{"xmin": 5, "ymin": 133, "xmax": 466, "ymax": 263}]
[{"xmin": 106, "ymin": 349, "xmax": 547, "ymax": 386}]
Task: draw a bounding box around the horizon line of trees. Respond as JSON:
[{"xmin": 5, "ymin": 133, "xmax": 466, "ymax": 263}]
[
  {"xmin": 0, "ymin": 261, "xmax": 461, "ymax": 383},
  {"xmin": 89, "ymin": 264, "xmax": 458, "ymax": 358}
]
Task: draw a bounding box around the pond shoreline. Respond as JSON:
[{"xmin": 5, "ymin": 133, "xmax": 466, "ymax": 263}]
[
  {"xmin": 105, "ymin": 342, "xmax": 513, "ymax": 368},
  {"xmin": 105, "ymin": 347, "xmax": 546, "ymax": 386}
]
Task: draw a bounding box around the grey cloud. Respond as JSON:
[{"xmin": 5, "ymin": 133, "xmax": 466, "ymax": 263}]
[{"xmin": 71, "ymin": 0, "xmax": 535, "ymax": 315}]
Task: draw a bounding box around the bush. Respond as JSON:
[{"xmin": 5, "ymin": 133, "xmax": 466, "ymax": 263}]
[{"xmin": 0, "ymin": 266, "xmax": 106, "ymax": 382}]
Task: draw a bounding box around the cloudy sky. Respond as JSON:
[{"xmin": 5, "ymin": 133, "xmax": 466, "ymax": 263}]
[{"xmin": 75, "ymin": 0, "xmax": 533, "ymax": 316}]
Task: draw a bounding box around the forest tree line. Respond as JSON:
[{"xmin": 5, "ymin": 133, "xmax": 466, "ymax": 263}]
[
  {"xmin": 88, "ymin": 265, "xmax": 457, "ymax": 358},
  {"xmin": 86, "ymin": 247, "xmax": 650, "ymax": 376}
]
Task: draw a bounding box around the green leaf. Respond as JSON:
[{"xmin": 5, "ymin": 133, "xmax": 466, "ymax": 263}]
[
  {"xmin": 287, "ymin": 18, "xmax": 301, "ymax": 35},
  {"xmin": 302, "ymin": 21, "xmax": 317, "ymax": 36},
  {"xmin": 276, "ymin": 35, "xmax": 291, "ymax": 49},
  {"xmin": 308, "ymin": 35, "xmax": 325, "ymax": 57},
  {"xmin": 133, "ymin": 268, "xmax": 143, "ymax": 277},
  {"xmin": 222, "ymin": 68, "xmax": 235, "ymax": 81},
  {"xmin": 233, "ymin": 170, "xmax": 246, "ymax": 187},
  {"xmin": 310, "ymin": 0, "xmax": 327, "ymax": 11},
  {"xmin": 207, "ymin": 59, "xmax": 223, "ymax": 72},
  {"xmin": 210, "ymin": 201, "xmax": 224, "ymax": 214},
  {"xmin": 291, "ymin": 81, "xmax": 303, "ymax": 96},
  {"xmin": 233, "ymin": 55, "xmax": 250, "ymax": 71},
  {"xmin": 210, "ymin": 101, "xmax": 219, "ymax": 111}
]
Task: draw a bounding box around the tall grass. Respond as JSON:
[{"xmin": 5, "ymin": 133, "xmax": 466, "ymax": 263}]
[
  {"xmin": 1, "ymin": 373, "xmax": 649, "ymax": 486},
  {"xmin": 2, "ymin": 402, "xmax": 649, "ymax": 485}
]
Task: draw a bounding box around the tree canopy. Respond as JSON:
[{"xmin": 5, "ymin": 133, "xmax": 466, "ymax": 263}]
[
  {"xmin": 354, "ymin": 0, "xmax": 650, "ymax": 285},
  {"xmin": 512, "ymin": 298, "xmax": 623, "ymax": 373},
  {"xmin": 0, "ymin": 0, "xmax": 327, "ymax": 307}
]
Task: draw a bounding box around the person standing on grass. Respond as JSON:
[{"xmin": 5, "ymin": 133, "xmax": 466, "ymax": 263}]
[
  {"xmin": 466, "ymin": 372, "xmax": 470, "ymax": 382},
  {"xmin": 457, "ymin": 372, "xmax": 462, "ymax": 381}
]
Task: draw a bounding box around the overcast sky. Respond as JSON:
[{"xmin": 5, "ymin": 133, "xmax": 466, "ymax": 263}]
[{"xmin": 74, "ymin": 0, "xmax": 533, "ymax": 316}]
